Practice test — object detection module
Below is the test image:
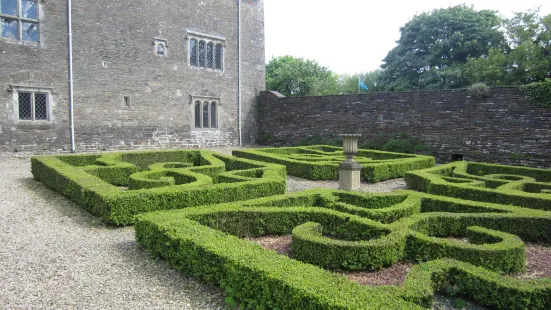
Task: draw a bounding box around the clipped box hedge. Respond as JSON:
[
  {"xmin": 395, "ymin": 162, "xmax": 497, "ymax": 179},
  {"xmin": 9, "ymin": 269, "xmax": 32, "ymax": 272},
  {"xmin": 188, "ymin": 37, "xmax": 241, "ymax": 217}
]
[
  {"xmin": 135, "ymin": 189, "xmax": 551, "ymax": 309},
  {"xmin": 406, "ymin": 161, "xmax": 551, "ymax": 211},
  {"xmin": 31, "ymin": 150, "xmax": 286, "ymax": 225},
  {"xmin": 232, "ymin": 145, "xmax": 435, "ymax": 183}
]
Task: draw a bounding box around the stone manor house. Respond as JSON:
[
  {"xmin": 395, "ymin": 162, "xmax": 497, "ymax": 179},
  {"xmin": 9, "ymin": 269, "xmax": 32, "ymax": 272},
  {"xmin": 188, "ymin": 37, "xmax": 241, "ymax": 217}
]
[{"xmin": 0, "ymin": 0, "xmax": 265, "ymax": 152}]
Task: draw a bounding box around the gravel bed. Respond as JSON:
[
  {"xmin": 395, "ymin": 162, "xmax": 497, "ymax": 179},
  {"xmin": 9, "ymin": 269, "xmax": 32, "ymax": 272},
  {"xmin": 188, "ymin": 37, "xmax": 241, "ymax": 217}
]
[
  {"xmin": 286, "ymin": 175, "xmax": 407, "ymax": 193},
  {"xmin": 0, "ymin": 155, "xmax": 224, "ymax": 309}
]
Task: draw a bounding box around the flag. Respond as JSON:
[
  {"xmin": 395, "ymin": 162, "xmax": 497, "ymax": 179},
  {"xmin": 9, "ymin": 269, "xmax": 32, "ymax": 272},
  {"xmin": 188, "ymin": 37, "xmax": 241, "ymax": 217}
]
[{"xmin": 359, "ymin": 77, "xmax": 369, "ymax": 91}]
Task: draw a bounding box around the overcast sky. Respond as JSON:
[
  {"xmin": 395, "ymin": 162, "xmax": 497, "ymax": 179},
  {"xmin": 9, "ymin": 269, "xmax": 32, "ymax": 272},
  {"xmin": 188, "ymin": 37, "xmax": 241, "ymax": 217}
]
[{"xmin": 264, "ymin": 0, "xmax": 551, "ymax": 74}]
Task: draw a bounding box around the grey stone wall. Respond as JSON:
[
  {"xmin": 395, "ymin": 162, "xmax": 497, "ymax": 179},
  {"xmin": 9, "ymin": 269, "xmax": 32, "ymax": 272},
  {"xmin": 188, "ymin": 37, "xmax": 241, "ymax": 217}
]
[
  {"xmin": 258, "ymin": 88, "xmax": 551, "ymax": 167},
  {"xmin": 0, "ymin": 0, "xmax": 265, "ymax": 152}
]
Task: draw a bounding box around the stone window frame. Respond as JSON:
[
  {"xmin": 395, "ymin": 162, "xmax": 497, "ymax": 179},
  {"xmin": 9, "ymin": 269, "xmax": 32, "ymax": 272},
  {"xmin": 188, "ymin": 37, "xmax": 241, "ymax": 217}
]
[
  {"xmin": 185, "ymin": 29, "xmax": 225, "ymax": 72},
  {"xmin": 153, "ymin": 37, "xmax": 167, "ymax": 57},
  {"xmin": 191, "ymin": 95, "xmax": 221, "ymax": 131},
  {"xmin": 8, "ymin": 84, "xmax": 55, "ymax": 125},
  {"xmin": 0, "ymin": 0, "xmax": 42, "ymax": 44}
]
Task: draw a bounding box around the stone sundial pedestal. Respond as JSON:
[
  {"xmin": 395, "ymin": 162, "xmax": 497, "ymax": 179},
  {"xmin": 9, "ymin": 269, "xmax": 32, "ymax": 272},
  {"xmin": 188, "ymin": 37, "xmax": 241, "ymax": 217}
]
[{"xmin": 339, "ymin": 134, "xmax": 363, "ymax": 191}]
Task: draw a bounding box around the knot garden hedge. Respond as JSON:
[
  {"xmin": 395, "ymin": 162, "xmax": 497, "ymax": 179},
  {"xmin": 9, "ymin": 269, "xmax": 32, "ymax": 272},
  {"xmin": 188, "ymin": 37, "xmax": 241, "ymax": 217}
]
[
  {"xmin": 405, "ymin": 161, "xmax": 551, "ymax": 211},
  {"xmin": 135, "ymin": 189, "xmax": 551, "ymax": 309},
  {"xmin": 31, "ymin": 150, "xmax": 286, "ymax": 225},
  {"xmin": 30, "ymin": 148, "xmax": 551, "ymax": 309},
  {"xmin": 232, "ymin": 145, "xmax": 435, "ymax": 182}
]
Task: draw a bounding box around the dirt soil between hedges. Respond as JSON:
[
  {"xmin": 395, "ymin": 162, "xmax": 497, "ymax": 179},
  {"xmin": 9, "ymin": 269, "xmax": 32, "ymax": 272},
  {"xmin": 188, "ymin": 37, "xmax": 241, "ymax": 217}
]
[{"xmin": 249, "ymin": 235, "xmax": 551, "ymax": 286}]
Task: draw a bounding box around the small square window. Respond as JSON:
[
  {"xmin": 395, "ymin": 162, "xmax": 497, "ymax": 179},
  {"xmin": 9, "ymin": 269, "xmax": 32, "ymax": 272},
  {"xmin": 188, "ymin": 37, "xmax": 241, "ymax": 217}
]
[
  {"xmin": 1, "ymin": 0, "xmax": 18, "ymax": 16},
  {"xmin": 153, "ymin": 38, "xmax": 167, "ymax": 57},
  {"xmin": 1, "ymin": 18, "xmax": 18, "ymax": 39},
  {"xmin": 1, "ymin": 0, "xmax": 40, "ymax": 42},
  {"xmin": 123, "ymin": 96, "xmax": 131, "ymax": 107},
  {"xmin": 22, "ymin": 22, "xmax": 38, "ymax": 42},
  {"xmin": 21, "ymin": 0, "xmax": 38, "ymax": 19},
  {"xmin": 16, "ymin": 90, "xmax": 51, "ymax": 121}
]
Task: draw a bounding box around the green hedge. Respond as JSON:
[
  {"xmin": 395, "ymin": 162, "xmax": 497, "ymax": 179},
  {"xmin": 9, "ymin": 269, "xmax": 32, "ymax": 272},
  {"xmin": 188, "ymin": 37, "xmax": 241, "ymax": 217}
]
[
  {"xmin": 406, "ymin": 161, "xmax": 551, "ymax": 211},
  {"xmin": 31, "ymin": 150, "xmax": 286, "ymax": 225},
  {"xmin": 520, "ymin": 78, "xmax": 551, "ymax": 107},
  {"xmin": 233, "ymin": 145, "xmax": 435, "ymax": 183},
  {"xmin": 135, "ymin": 189, "xmax": 551, "ymax": 309}
]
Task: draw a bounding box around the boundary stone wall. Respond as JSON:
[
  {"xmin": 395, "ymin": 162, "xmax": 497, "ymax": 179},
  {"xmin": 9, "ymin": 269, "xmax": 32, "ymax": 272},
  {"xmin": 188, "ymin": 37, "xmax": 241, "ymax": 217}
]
[{"xmin": 258, "ymin": 88, "xmax": 551, "ymax": 168}]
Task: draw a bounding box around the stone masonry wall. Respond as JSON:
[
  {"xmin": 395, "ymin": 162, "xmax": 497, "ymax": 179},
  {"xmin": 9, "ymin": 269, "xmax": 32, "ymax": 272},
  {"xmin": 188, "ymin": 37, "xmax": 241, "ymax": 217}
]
[
  {"xmin": 0, "ymin": 0, "xmax": 265, "ymax": 152},
  {"xmin": 258, "ymin": 88, "xmax": 551, "ymax": 167}
]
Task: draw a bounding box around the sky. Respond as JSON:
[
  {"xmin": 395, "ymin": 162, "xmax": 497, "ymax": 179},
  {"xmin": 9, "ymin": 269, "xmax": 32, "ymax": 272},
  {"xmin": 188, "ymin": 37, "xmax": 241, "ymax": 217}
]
[{"xmin": 264, "ymin": 0, "xmax": 551, "ymax": 75}]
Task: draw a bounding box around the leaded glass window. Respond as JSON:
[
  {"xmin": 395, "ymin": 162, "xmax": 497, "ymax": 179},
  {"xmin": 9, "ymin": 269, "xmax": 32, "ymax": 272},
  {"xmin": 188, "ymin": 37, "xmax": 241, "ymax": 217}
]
[
  {"xmin": 21, "ymin": 0, "xmax": 37, "ymax": 19},
  {"xmin": 210, "ymin": 102, "xmax": 217, "ymax": 128},
  {"xmin": 0, "ymin": 0, "xmax": 39, "ymax": 42},
  {"xmin": 215, "ymin": 44, "xmax": 223, "ymax": 70},
  {"xmin": 188, "ymin": 34, "xmax": 224, "ymax": 71},
  {"xmin": 22, "ymin": 21, "xmax": 36, "ymax": 41},
  {"xmin": 1, "ymin": 18, "xmax": 17, "ymax": 39},
  {"xmin": 0, "ymin": 0, "xmax": 17, "ymax": 16},
  {"xmin": 206, "ymin": 42, "xmax": 214, "ymax": 68},
  {"xmin": 203, "ymin": 101, "xmax": 209, "ymax": 128},
  {"xmin": 192, "ymin": 99, "xmax": 219, "ymax": 129},
  {"xmin": 18, "ymin": 92, "xmax": 32, "ymax": 120},
  {"xmin": 34, "ymin": 93, "xmax": 47, "ymax": 120},
  {"xmin": 17, "ymin": 91, "xmax": 49, "ymax": 121},
  {"xmin": 194, "ymin": 101, "xmax": 201, "ymax": 128},
  {"xmin": 198, "ymin": 40, "xmax": 205, "ymax": 67},
  {"xmin": 190, "ymin": 38, "xmax": 198, "ymax": 66}
]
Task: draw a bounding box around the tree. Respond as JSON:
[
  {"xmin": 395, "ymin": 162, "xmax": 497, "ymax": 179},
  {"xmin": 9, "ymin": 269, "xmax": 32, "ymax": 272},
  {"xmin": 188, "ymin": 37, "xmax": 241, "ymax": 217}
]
[
  {"xmin": 503, "ymin": 8, "xmax": 551, "ymax": 82},
  {"xmin": 379, "ymin": 5, "xmax": 507, "ymax": 90},
  {"xmin": 338, "ymin": 70, "xmax": 383, "ymax": 94},
  {"xmin": 462, "ymin": 48, "xmax": 509, "ymax": 86},
  {"xmin": 265, "ymin": 56, "xmax": 337, "ymax": 96},
  {"xmin": 463, "ymin": 9, "xmax": 551, "ymax": 86}
]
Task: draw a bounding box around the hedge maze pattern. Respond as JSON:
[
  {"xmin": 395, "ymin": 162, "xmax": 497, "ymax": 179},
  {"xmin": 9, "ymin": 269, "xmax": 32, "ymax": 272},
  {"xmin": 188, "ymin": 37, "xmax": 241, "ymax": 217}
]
[
  {"xmin": 406, "ymin": 161, "xmax": 551, "ymax": 211},
  {"xmin": 31, "ymin": 150, "xmax": 286, "ymax": 225},
  {"xmin": 32, "ymin": 149, "xmax": 551, "ymax": 309},
  {"xmin": 135, "ymin": 189, "xmax": 551, "ymax": 310},
  {"xmin": 233, "ymin": 145, "xmax": 435, "ymax": 183}
]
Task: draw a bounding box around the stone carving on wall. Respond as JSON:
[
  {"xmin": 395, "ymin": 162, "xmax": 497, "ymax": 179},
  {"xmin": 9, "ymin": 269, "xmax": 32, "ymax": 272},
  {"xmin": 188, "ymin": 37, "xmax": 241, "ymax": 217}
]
[{"xmin": 9, "ymin": 70, "xmax": 53, "ymax": 87}]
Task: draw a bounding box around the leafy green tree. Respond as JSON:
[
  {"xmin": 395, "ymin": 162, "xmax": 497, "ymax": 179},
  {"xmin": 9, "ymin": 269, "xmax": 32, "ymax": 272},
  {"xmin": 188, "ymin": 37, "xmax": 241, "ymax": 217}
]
[
  {"xmin": 463, "ymin": 9, "xmax": 551, "ymax": 86},
  {"xmin": 504, "ymin": 8, "xmax": 550, "ymax": 48},
  {"xmin": 266, "ymin": 56, "xmax": 337, "ymax": 96},
  {"xmin": 379, "ymin": 5, "xmax": 507, "ymax": 90},
  {"xmin": 308, "ymin": 72, "xmax": 341, "ymax": 96},
  {"xmin": 463, "ymin": 48, "xmax": 509, "ymax": 86},
  {"xmin": 503, "ymin": 8, "xmax": 551, "ymax": 83},
  {"xmin": 338, "ymin": 70, "xmax": 383, "ymax": 94}
]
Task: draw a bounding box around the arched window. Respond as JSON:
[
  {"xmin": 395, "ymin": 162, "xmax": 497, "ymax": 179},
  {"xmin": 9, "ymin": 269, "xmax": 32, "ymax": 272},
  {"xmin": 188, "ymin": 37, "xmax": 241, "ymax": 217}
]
[
  {"xmin": 215, "ymin": 44, "xmax": 223, "ymax": 70},
  {"xmin": 190, "ymin": 39, "xmax": 198, "ymax": 66},
  {"xmin": 210, "ymin": 101, "xmax": 217, "ymax": 128},
  {"xmin": 207, "ymin": 42, "xmax": 214, "ymax": 68},
  {"xmin": 157, "ymin": 43, "xmax": 165, "ymax": 56},
  {"xmin": 198, "ymin": 40, "xmax": 206, "ymax": 67},
  {"xmin": 203, "ymin": 101, "xmax": 210, "ymax": 128},
  {"xmin": 194, "ymin": 101, "xmax": 201, "ymax": 128},
  {"xmin": 192, "ymin": 98, "xmax": 219, "ymax": 129}
]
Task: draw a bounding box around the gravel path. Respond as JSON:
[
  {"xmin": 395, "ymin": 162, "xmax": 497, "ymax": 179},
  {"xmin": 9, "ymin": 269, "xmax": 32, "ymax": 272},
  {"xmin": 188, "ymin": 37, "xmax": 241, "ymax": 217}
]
[
  {"xmin": 286, "ymin": 176, "xmax": 407, "ymax": 193},
  {"xmin": 0, "ymin": 155, "xmax": 224, "ymax": 309}
]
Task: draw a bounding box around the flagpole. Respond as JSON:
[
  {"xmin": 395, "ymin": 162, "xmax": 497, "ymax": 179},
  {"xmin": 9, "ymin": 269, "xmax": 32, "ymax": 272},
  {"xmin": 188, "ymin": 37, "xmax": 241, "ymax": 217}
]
[{"xmin": 357, "ymin": 76, "xmax": 360, "ymax": 94}]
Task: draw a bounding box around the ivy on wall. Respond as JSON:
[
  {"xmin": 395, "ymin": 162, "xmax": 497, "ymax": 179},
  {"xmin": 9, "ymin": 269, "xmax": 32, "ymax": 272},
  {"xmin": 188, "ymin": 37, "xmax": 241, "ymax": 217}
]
[{"xmin": 520, "ymin": 79, "xmax": 551, "ymax": 107}]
